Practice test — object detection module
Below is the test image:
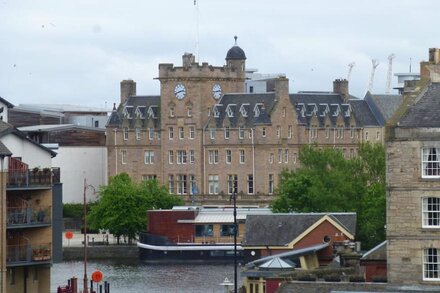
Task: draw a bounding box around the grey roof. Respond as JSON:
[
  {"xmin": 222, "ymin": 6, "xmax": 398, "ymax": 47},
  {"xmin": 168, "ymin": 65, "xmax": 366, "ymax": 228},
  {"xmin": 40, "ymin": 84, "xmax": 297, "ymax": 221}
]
[
  {"xmin": 18, "ymin": 124, "xmax": 105, "ymax": 133},
  {"xmin": 0, "ymin": 97, "xmax": 14, "ymax": 108},
  {"xmin": 0, "ymin": 121, "xmax": 57, "ymax": 157},
  {"xmin": 348, "ymin": 99, "xmax": 381, "ymax": 127},
  {"xmin": 226, "ymin": 45, "xmax": 246, "ymax": 60},
  {"xmin": 364, "ymin": 92, "xmax": 403, "ymax": 125},
  {"xmin": 399, "ymin": 82, "xmax": 440, "ymax": 127},
  {"xmin": 16, "ymin": 104, "xmax": 109, "ymax": 113},
  {"xmin": 208, "ymin": 93, "xmax": 276, "ymax": 128},
  {"xmin": 361, "ymin": 240, "xmax": 386, "ymax": 261},
  {"xmin": 107, "ymin": 95, "xmax": 160, "ymax": 128},
  {"xmin": 243, "ymin": 213, "xmax": 356, "ymax": 247},
  {"xmin": 0, "ymin": 141, "xmax": 12, "ymax": 157}
]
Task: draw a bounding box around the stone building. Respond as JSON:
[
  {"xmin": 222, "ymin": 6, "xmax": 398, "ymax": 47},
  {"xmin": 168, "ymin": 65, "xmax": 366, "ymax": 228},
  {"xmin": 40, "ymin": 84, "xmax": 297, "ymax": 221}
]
[
  {"xmin": 386, "ymin": 48, "xmax": 440, "ymax": 284},
  {"xmin": 106, "ymin": 39, "xmax": 390, "ymax": 205}
]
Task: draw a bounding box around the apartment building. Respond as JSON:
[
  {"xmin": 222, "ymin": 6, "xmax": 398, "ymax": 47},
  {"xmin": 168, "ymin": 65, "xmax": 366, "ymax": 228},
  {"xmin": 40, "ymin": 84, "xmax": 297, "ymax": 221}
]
[{"xmin": 106, "ymin": 39, "xmax": 392, "ymax": 204}]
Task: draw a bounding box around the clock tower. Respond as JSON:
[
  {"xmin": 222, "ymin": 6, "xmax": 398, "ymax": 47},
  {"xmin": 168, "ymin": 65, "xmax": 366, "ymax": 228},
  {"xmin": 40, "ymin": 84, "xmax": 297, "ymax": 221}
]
[{"xmin": 158, "ymin": 39, "xmax": 246, "ymax": 196}]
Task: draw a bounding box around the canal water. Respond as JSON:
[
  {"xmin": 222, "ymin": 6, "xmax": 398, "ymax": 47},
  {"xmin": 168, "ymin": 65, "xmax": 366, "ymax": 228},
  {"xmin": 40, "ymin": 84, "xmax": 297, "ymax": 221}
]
[{"xmin": 51, "ymin": 259, "xmax": 241, "ymax": 293}]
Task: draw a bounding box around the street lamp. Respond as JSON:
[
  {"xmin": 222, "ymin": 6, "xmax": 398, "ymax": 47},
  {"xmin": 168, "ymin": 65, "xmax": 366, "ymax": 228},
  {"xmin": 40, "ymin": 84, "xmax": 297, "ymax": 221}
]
[
  {"xmin": 229, "ymin": 191, "xmax": 238, "ymax": 293},
  {"xmin": 83, "ymin": 178, "xmax": 95, "ymax": 293}
]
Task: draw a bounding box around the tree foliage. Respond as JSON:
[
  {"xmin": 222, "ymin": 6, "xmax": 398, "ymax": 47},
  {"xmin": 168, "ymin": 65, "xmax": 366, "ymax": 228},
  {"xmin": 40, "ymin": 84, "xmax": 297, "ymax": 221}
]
[
  {"xmin": 271, "ymin": 143, "xmax": 386, "ymax": 249},
  {"xmin": 87, "ymin": 173, "xmax": 184, "ymax": 243}
]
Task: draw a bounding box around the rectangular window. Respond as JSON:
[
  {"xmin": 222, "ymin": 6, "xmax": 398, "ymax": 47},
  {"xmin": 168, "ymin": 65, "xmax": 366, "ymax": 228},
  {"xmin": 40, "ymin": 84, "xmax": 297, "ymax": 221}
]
[
  {"xmin": 276, "ymin": 126, "xmax": 281, "ymax": 138},
  {"xmin": 268, "ymin": 174, "xmax": 274, "ymax": 195},
  {"xmin": 239, "ymin": 127, "xmax": 244, "ymax": 139},
  {"xmin": 424, "ymin": 248, "xmax": 440, "ymax": 280},
  {"xmin": 177, "ymin": 150, "xmax": 187, "ymax": 164},
  {"xmin": 220, "ymin": 224, "xmax": 237, "ymax": 237},
  {"xmin": 208, "ymin": 175, "xmax": 219, "ymax": 194},
  {"xmin": 168, "ymin": 175, "xmax": 174, "ymax": 193},
  {"xmin": 208, "ymin": 150, "xmax": 219, "ymax": 164},
  {"xmin": 228, "ymin": 174, "xmax": 238, "ymax": 194},
  {"xmin": 249, "ymin": 129, "xmax": 253, "ymax": 139},
  {"xmin": 239, "ymin": 150, "xmax": 245, "ymax": 164},
  {"xmin": 179, "ymin": 127, "xmax": 184, "ymax": 139},
  {"xmin": 288, "ymin": 125, "xmax": 292, "ymax": 139},
  {"xmin": 169, "ymin": 107, "xmax": 174, "ymax": 117},
  {"xmin": 262, "ymin": 127, "xmax": 266, "ymax": 137},
  {"xmin": 326, "ymin": 127, "xmax": 330, "ymax": 139},
  {"xmin": 365, "ymin": 131, "xmax": 369, "ymax": 141},
  {"xmin": 189, "ymin": 126, "xmax": 195, "ymax": 139},
  {"xmin": 247, "ymin": 174, "xmax": 254, "ymax": 195},
  {"xmin": 135, "ymin": 128, "xmax": 141, "ymax": 140},
  {"xmin": 190, "ymin": 175, "xmax": 197, "ymax": 195},
  {"xmin": 376, "ymin": 131, "xmax": 381, "ymax": 140},
  {"xmin": 423, "ymin": 197, "xmax": 440, "ymax": 227},
  {"xmin": 282, "ymin": 107, "xmax": 286, "ymax": 117},
  {"xmin": 144, "ymin": 151, "xmax": 154, "ymax": 164},
  {"xmin": 423, "ymin": 148, "xmax": 440, "ymax": 178},
  {"xmin": 284, "ymin": 149, "xmax": 289, "ymax": 163},
  {"xmin": 187, "ymin": 106, "xmax": 192, "ymax": 117},
  {"xmin": 168, "ymin": 150, "xmax": 174, "ymax": 164},
  {"xmin": 121, "ymin": 150, "xmax": 127, "ymax": 164},
  {"xmin": 142, "ymin": 175, "xmax": 157, "ymax": 181},
  {"xmin": 278, "ymin": 149, "xmax": 282, "ymax": 163},
  {"xmin": 123, "ymin": 128, "xmax": 128, "ymax": 140},
  {"xmin": 293, "ymin": 153, "xmax": 297, "ymax": 164},
  {"xmin": 226, "ymin": 150, "xmax": 232, "ymax": 164},
  {"xmin": 269, "ymin": 153, "xmax": 274, "ymax": 164},
  {"xmin": 168, "ymin": 127, "xmax": 174, "ymax": 140},
  {"xmin": 210, "ymin": 128, "xmax": 216, "ymax": 140},
  {"xmin": 148, "ymin": 128, "xmax": 154, "ymax": 140},
  {"xmin": 224, "ymin": 127, "xmax": 230, "ymax": 139},
  {"xmin": 195, "ymin": 224, "xmax": 214, "ymax": 237},
  {"xmin": 189, "ymin": 150, "xmax": 195, "ymax": 164},
  {"xmin": 177, "ymin": 174, "xmax": 187, "ymax": 195},
  {"xmin": 350, "ymin": 127, "xmax": 355, "ymax": 139}
]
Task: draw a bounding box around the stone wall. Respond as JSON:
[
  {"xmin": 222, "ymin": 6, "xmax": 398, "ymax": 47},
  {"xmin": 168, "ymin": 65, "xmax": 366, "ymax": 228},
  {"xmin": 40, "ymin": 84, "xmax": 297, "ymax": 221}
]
[{"xmin": 63, "ymin": 246, "xmax": 138, "ymax": 260}]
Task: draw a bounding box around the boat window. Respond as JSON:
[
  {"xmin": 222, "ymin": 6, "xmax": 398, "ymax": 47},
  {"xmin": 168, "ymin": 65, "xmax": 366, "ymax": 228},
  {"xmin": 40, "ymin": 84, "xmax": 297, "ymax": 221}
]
[{"xmin": 195, "ymin": 225, "xmax": 214, "ymax": 237}]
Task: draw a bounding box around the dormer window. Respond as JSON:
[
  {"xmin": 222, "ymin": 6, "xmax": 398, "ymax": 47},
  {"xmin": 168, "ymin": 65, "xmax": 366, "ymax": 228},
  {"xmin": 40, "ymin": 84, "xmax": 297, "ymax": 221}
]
[
  {"xmin": 297, "ymin": 103, "xmax": 306, "ymax": 118},
  {"xmin": 342, "ymin": 104, "xmax": 351, "ymax": 117},
  {"xmin": 254, "ymin": 103, "xmax": 263, "ymax": 117},
  {"xmin": 147, "ymin": 106, "xmax": 157, "ymax": 119},
  {"xmin": 123, "ymin": 106, "xmax": 133, "ymax": 119},
  {"xmin": 240, "ymin": 103, "xmax": 249, "ymax": 117},
  {"xmin": 213, "ymin": 105, "xmax": 222, "ymax": 118},
  {"xmin": 135, "ymin": 106, "xmax": 145, "ymax": 119},
  {"xmin": 331, "ymin": 104, "xmax": 340, "ymax": 116},
  {"xmin": 226, "ymin": 104, "xmax": 236, "ymax": 118}
]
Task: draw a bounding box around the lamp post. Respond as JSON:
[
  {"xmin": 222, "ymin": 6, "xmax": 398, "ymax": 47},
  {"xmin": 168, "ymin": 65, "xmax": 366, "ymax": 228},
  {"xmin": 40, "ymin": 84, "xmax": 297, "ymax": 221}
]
[
  {"xmin": 230, "ymin": 191, "xmax": 237, "ymax": 293},
  {"xmin": 83, "ymin": 178, "xmax": 95, "ymax": 293}
]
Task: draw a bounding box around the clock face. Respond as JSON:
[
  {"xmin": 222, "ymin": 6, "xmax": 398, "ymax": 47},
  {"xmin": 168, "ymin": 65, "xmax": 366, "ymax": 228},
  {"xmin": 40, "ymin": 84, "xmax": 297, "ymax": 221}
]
[
  {"xmin": 174, "ymin": 83, "xmax": 186, "ymax": 100},
  {"xmin": 212, "ymin": 84, "xmax": 222, "ymax": 100}
]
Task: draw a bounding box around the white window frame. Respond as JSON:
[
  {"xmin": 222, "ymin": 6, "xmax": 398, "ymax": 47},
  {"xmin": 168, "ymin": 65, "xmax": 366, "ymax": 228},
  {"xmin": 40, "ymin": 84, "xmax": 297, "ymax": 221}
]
[
  {"xmin": 224, "ymin": 127, "xmax": 230, "ymax": 139},
  {"xmin": 121, "ymin": 150, "xmax": 127, "ymax": 164},
  {"xmin": 187, "ymin": 106, "xmax": 192, "ymax": 117},
  {"xmin": 177, "ymin": 150, "xmax": 187, "ymax": 164},
  {"xmin": 179, "ymin": 127, "xmax": 184, "ymax": 140},
  {"xmin": 210, "ymin": 128, "xmax": 216, "ymax": 140},
  {"xmin": 239, "ymin": 127, "xmax": 244, "ymax": 139},
  {"xmin": 168, "ymin": 127, "xmax": 174, "ymax": 140},
  {"xmin": 268, "ymin": 174, "xmax": 274, "ymax": 195},
  {"xmin": 208, "ymin": 150, "xmax": 219, "ymax": 164},
  {"xmin": 148, "ymin": 128, "xmax": 154, "ymax": 140},
  {"xmin": 422, "ymin": 148, "xmax": 440, "ymax": 178},
  {"xmin": 227, "ymin": 174, "xmax": 238, "ymax": 195},
  {"xmin": 135, "ymin": 128, "xmax": 141, "ymax": 140},
  {"xmin": 189, "ymin": 150, "xmax": 195, "ymax": 164},
  {"xmin": 276, "ymin": 126, "xmax": 281, "ymax": 138},
  {"xmin": 278, "ymin": 149, "xmax": 282, "ymax": 163},
  {"xmin": 144, "ymin": 151, "xmax": 154, "ymax": 164},
  {"xmin": 208, "ymin": 175, "xmax": 219, "ymax": 195},
  {"xmin": 169, "ymin": 107, "xmax": 175, "ymax": 117},
  {"xmin": 284, "ymin": 149, "xmax": 289, "ymax": 163},
  {"xmin": 239, "ymin": 149, "xmax": 245, "ymax": 164},
  {"xmin": 269, "ymin": 153, "xmax": 274, "ymax": 164},
  {"xmin": 168, "ymin": 150, "xmax": 174, "ymax": 164},
  {"xmin": 123, "ymin": 128, "xmax": 128, "ymax": 141},
  {"xmin": 423, "ymin": 248, "xmax": 440, "ymax": 281},
  {"xmin": 177, "ymin": 174, "xmax": 187, "ymax": 195},
  {"xmin": 247, "ymin": 174, "xmax": 254, "ymax": 195},
  {"xmin": 422, "ymin": 197, "xmax": 440, "ymax": 228},
  {"xmin": 189, "ymin": 126, "xmax": 195, "ymax": 139},
  {"xmin": 168, "ymin": 175, "xmax": 174, "ymax": 193},
  {"xmin": 226, "ymin": 150, "xmax": 232, "ymax": 164},
  {"xmin": 288, "ymin": 125, "xmax": 292, "ymax": 139},
  {"xmin": 376, "ymin": 131, "xmax": 381, "ymax": 140}
]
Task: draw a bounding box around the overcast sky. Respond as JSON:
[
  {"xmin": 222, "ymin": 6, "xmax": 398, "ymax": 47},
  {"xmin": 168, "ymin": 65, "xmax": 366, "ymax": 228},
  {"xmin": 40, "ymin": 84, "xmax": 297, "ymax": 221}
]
[{"xmin": 1, "ymin": 0, "xmax": 438, "ymax": 109}]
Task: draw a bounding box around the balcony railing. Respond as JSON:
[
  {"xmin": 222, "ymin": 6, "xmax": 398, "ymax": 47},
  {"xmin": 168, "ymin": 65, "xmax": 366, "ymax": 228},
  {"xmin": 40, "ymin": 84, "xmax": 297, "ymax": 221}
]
[
  {"xmin": 7, "ymin": 168, "xmax": 60, "ymax": 187},
  {"xmin": 7, "ymin": 206, "xmax": 51, "ymax": 227},
  {"xmin": 7, "ymin": 243, "xmax": 52, "ymax": 266}
]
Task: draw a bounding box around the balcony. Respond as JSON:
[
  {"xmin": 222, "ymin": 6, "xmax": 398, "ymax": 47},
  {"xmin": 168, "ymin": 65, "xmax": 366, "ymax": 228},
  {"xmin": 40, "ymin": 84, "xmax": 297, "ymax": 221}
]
[
  {"xmin": 7, "ymin": 243, "xmax": 52, "ymax": 267},
  {"xmin": 7, "ymin": 168, "xmax": 60, "ymax": 188},
  {"xmin": 7, "ymin": 206, "xmax": 51, "ymax": 229}
]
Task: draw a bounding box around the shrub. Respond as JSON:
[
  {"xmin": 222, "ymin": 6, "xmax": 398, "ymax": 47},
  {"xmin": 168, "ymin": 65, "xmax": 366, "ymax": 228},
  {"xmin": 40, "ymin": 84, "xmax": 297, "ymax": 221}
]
[
  {"xmin": 297, "ymin": 275, "xmax": 316, "ymax": 282},
  {"xmin": 372, "ymin": 276, "xmax": 387, "ymax": 283},
  {"xmin": 324, "ymin": 275, "xmax": 341, "ymax": 282},
  {"xmin": 349, "ymin": 275, "xmax": 365, "ymax": 282},
  {"xmin": 63, "ymin": 203, "xmax": 96, "ymax": 218}
]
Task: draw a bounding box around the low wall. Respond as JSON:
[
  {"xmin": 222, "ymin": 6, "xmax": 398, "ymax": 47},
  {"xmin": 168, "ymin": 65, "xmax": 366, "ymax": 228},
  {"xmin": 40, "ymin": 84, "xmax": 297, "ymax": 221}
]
[
  {"xmin": 63, "ymin": 245, "xmax": 138, "ymax": 260},
  {"xmin": 277, "ymin": 281, "xmax": 440, "ymax": 293}
]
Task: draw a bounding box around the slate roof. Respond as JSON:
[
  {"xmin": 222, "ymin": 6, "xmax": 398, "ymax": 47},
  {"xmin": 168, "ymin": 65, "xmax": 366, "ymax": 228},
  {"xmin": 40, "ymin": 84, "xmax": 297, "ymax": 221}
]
[
  {"xmin": 348, "ymin": 99, "xmax": 381, "ymax": 127},
  {"xmin": 0, "ymin": 96, "xmax": 14, "ymax": 108},
  {"xmin": 361, "ymin": 240, "xmax": 386, "ymax": 261},
  {"xmin": 398, "ymin": 82, "xmax": 440, "ymax": 127},
  {"xmin": 364, "ymin": 92, "xmax": 403, "ymax": 125},
  {"xmin": 208, "ymin": 93, "xmax": 276, "ymax": 128},
  {"xmin": 107, "ymin": 95, "xmax": 160, "ymax": 128},
  {"xmin": 0, "ymin": 141, "xmax": 12, "ymax": 157},
  {"xmin": 226, "ymin": 45, "xmax": 246, "ymax": 60},
  {"xmin": 243, "ymin": 213, "xmax": 356, "ymax": 247}
]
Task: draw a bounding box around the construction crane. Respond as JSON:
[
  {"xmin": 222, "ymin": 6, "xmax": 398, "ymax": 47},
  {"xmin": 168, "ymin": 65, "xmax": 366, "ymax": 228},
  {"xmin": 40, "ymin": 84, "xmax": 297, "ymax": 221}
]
[
  {"xmin": 367, "ymin": 59, "xmax": 380, "ymax": 93},
  {"xmin": 385, "ymin": 53, "xmax": 395, "ymax": 94},
  {"xmin": 347, "ymin": 62, "xmax": 355, "ymax": 82}
]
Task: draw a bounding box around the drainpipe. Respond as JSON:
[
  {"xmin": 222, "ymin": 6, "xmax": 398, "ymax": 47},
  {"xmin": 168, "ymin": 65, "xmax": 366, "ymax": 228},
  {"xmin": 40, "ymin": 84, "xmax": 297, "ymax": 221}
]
[
  {"xmin": 0, "ymin": 156, "xmax": 5, "ymax": 293},
  {"xmin": 333, "ymin": 127, "xmax": 336, "ymax": 147},
  {"xmin": 114, "ymin": 128, "xmax": 118, "ymax": 175},
  {"xmin": 202, "ymin": 126, "xmax": 206, "ymax": 195},
  {"xmin": 251, "ymin": 128, "xmax": 255, "ymax": 195}
]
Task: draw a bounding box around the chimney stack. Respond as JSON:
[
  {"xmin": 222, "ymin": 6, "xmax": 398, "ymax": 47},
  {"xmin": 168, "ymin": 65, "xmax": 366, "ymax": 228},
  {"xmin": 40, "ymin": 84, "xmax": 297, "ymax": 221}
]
[
  {"xmin": 274, "ymin": 76, "xmax": 289, "ymax": 100},
  {"xmin": 333, "ymin": 79, "xmax": 349, "ymax": 101},
  {"xmin": 421, "ymin": 48, "xmax": 440, "ymax": 82},
  {"xmin": 182, "ymin": 53, "xmax": 195, "ymax": 68},
  {"xmin": 120, "ymin": 79, "xmax": 136, "ymax": 105}
]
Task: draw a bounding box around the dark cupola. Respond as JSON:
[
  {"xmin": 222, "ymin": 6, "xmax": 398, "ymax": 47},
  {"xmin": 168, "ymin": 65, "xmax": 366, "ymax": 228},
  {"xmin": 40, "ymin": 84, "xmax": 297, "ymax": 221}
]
[{"xmin": 225, "ymin": 36, "xmax": 246, "ymax": 73}]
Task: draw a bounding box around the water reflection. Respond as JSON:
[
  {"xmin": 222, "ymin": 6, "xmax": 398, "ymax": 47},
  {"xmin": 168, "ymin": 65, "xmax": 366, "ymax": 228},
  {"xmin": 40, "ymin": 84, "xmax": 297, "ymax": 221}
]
[{"xmin": 52, "ymin": 259, "xmax": 240, "ymax": 293}]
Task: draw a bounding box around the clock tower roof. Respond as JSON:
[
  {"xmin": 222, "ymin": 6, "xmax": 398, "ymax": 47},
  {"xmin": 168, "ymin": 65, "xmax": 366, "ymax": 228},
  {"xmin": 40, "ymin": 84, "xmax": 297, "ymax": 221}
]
[{"xmin": 226, "ymin": 36, "xmax": 246, "ymax": 60}]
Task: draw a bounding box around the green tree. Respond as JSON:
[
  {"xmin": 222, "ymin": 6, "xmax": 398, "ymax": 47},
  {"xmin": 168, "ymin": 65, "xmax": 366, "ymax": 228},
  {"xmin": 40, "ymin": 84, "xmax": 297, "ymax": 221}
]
[
  {"xmin": 271, "ymin": 143, "xmax": 386, "ymax": 249},
  {"xmin": 88, "ymin": 173, "xmax": 184, "ymax": 244}
]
